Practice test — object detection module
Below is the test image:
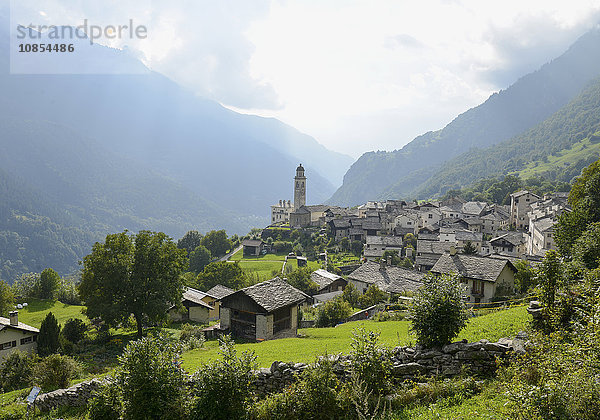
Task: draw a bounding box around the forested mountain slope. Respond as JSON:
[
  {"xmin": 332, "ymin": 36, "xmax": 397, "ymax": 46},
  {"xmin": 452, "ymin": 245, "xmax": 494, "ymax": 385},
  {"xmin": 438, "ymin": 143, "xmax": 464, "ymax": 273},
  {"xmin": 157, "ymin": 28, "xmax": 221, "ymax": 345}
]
[{"xmin": 328, "ymin": 28, "xmax": 600, "ymax": 206}]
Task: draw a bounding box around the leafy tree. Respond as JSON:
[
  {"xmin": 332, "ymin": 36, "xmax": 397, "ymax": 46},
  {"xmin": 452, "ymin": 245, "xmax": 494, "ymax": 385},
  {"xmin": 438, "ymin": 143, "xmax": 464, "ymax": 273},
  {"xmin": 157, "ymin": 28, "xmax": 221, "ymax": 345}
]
[
  {"xmin": 117, "ymin": 334, "xmax": 187, "ymax": 420},
  {"xmin": 537, "ymin": 250, "xmax": 563, "ymax": 309},
  {"xmin": 39, "ymin": 268, "xmax": 60, "ymax": 299},
  {"xmin": 514, "ymin": 259, "xmax": 536, "ymax": 294},
  {"xmin": 37, "ymin": 312, "xmax": 61, "ymax": 356},
  {"xmin": 177, "ymin": 230, "xmax": 203, "ymax": 255},
  {"xmin": 572, "ymin": 222, "xmax": 600, "ymax": 270},
  {"xmin": 342, "ymin": 283, "xmax": 360, "ymax": 307},
  {"xmin": 0, "ymin": 280, "xmax": 15, "ymax": 317},
  {"xmin": 32, "ymin": 354, "xmax": 79, "ymax": 391},
  {"xmin": 201, "ymin": 230, "xmax": 232, "ymax": 257},
  {"xmin": 61, "ymin": 318, "xmax": 87, "ymax": 344},
  {"xmin": 0, "ymin": 350, "xmax": 37, "ymax": 391},
  {"xmin": 189, "ymin": 245, "xmax": 212, "ymax": 274},
  {"xmin": 272, "ymin": 240, "xmax": 293, "ymax": 254},
  {"xmin": 196, "ymin": 261, "xmax": 245, "ymax": 291},
  {"xmin": 381, "ymin": 249, "xmax": 402, "ymax": 266},
  {"xmin": 80, "ymin": 231, "xmax": 188, "ymax": 338},
  {"xmin": 11, "ymin": 273, "xmax": 40, "ymax": 299},
  {"xmin": 403, "ymin": 233, "xmax": 417, "ymax": 250},
  {"xmin": 339, "ymin": 237, "xmax": 350, "ymax": 251},
  {"xmin": 190, "ymin": 335, "xmax": 257, "ymax": 419},
  {"xmin": 286, "ymin": 267, "xmax": 319, "ymax": 294},
  {"xmin": 410, "ymin": 274, "xmax": 469, "ymax": 347},
  {"xmin": 350, "ymin": 240, "xmax": 363, "ymax": 256},
  {"xmin": 358, "ymin": 285, "xmax": 387, "ymax": 309},
  {"xmin": 315, "ymin": 298, "xmax": 353, "ymax": 327},
  {"xmin": 462, "ymin": 241, "xmax": 478, "ymax": 255}
]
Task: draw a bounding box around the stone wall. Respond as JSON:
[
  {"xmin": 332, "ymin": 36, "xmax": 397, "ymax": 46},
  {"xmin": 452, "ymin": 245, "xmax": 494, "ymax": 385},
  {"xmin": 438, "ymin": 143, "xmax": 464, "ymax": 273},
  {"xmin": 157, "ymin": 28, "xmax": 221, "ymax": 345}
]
[{"xmin": 34, "ymin": 336, "xmax": 525, "ymax": 411}]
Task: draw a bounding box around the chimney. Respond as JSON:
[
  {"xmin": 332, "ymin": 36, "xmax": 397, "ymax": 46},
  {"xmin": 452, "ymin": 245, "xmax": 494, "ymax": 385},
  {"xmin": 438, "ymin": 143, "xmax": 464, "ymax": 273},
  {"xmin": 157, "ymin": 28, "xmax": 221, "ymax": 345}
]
[
  {"xmin": 449, "ymin": 246, "xmax": 457, "ymax": 256},
  {"xmin": 9, "ymin": 311, "xmax": 18, "ymax": 326},
  {"xmin": 379, "ymin": 258, "xmax": 386, "ymax": 271},
  {"xmin": 387, "ymin": 255, "xmax": 392, "ymax": 266}
]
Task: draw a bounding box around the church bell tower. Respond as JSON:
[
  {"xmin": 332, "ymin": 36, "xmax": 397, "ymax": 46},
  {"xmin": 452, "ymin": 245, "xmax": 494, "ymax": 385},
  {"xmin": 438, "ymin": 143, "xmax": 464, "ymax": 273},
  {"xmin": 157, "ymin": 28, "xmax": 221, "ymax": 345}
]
[{"xmin": 294, "ymin": 164, "xmax": 306, "ymax": 210}]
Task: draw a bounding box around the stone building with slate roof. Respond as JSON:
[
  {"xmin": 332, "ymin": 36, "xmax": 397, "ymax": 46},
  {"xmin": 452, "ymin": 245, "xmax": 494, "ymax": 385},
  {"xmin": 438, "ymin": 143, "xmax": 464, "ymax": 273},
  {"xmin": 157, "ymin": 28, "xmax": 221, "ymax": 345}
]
[
  {"xmin": 415, "ymin": 239, "xmax": 455, "ymax": 271},
  {"xmin": 347, "ymin": 260, "xmax": 424, "ymax": 296},
  {"xmin": 431, "ymin": 254, "xmax": 516, "ymax": 303},
  {"xmin": 0, "ymin": 312, "xmax": 39, "ymax": 360},
  {"xmin": 220, "ymin": 277, "xmax": 309, "ymax": 341},
  {"xmin": 168, "ymin": 287, "xmax": 214, "ymax": 323},
  {"xmin": 310, "ymin": 269, "xmax": 347, "ymax": 294}
]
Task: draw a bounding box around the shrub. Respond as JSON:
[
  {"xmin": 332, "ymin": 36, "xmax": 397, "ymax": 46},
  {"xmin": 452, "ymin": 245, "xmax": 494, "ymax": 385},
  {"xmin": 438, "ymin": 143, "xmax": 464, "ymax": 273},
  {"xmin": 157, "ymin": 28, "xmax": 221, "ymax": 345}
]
[
  {"xmin": 341, "ymin": 283, "xmax": 360, "ymax": 307},
  {"xmin": 315, "ymin": 298, "xmax": 353, "ymax": 327},
  {"xmin": 32, "ymin": 354, "xmax": 79, "ymax": 391},
  {"xmin": 357, "ymin": 285, "xmax": 388, "ymax": 309},
  {"xmin": 37, "ymin": 312, "xmax": 61, "ymax": 356},
  {"xmin": 349, "ymin": 327, "xmax": 392, "ymax": 397},
  {"xmin": 409, "ymin": 274, "xmax": 469, "ymax": 347},
  {"xmin": 117, "ymin": 334, "xmax": 187, "ymax": 420},
  {"xmin": 87, "ymin": 381, "xmax": 123, "ymax": 420},
  {"xmin": 0, "ymin": 350, "xmax": 38, "ymax": 391},
  {"xmin": 180, "ymin": 323, "xmax": 206, "ymax": 350},
  {"xmin": 61, "ymin": 318, "xmax": 88, "ymax": 344},
  {"xmin": 190, "ymin": 335, "xmax": 257, "ymax": 420}
]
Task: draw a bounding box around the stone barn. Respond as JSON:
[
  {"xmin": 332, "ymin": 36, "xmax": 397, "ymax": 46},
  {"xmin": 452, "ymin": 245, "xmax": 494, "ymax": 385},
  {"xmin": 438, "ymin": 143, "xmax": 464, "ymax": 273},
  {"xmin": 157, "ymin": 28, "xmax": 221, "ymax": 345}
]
[{"xmin": 220, "ymin": 277, "xmax": 308, "ymax": 341}]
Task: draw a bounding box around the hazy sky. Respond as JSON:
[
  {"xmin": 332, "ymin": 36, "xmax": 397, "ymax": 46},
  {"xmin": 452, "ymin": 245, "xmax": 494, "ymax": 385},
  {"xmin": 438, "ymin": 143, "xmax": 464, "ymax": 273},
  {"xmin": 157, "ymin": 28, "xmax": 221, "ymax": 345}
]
[{"xmin": 10, "ymin": 0, "xmax": 600, "ymax": 158}]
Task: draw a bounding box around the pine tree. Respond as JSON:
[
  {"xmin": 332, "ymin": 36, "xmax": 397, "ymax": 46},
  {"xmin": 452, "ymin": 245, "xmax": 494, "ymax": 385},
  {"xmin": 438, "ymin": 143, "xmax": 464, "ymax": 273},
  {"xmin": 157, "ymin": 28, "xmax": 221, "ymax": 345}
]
[{"xmin": 37, "ymin": 312, "xmax": 61, "ymax": 356}]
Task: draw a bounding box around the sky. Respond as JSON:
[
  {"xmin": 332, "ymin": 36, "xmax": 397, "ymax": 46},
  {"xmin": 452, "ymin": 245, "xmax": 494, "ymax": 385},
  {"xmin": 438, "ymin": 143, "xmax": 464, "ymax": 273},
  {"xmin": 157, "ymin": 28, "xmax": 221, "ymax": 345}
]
[{"xmin": 8, "ymin": 0, "xmax": 600, "ymax": 158}]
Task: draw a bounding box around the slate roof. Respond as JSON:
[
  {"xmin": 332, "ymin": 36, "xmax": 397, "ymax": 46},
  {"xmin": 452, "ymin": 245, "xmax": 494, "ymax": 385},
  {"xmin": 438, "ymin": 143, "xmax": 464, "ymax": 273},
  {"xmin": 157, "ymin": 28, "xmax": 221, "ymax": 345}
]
[
  {"xmin": 461, "ymin": 201, "xmax": 488, "ymax": 216},
  {"xmin": 206, "ymin": 284, "xmax": 235, "ymax": 300},
  {"xmin": 0, "ymin": 317, "xmax": 39, "ymax": 334},
  {"xmin": 242, "ymin": 239, "xmax": 263, "ymax": 247},
  {"xmin": 431, "ymin": 254, "xmax": 516, "ymax": 283},
  {"xmin": 311, "ymin": 269, "xmax": 344, "ymax": 289},
  {"xmin": 305, "ymin": 205, "xmax": 330, "ymax": 212},
  {"xmin": 511, "ymin": 190, "xmax": 540, "ymax": 199},
  {"xmin": 313, "ymin": 290, "xmax": 343, "ymax": 303},
  {"xmin": 533, "ymin": 217, "xmax": 556, "ymax": 233},
  {"xmin": 348, "ymin": 261, "xmax": 424, "ymax": 294},
  {"xmin": 366, "ymin": 236, "xmax": 403, "ymax": 247},
  {"xmin": 455, "ymin": 230, "xmax": 483, "ymax": 242},
  {"xmin": 416, "ymin": 240, "xmax": 455, "ymax": 254},
  {"xmin": 227, "ymin": 277, "xmax": 309, "ymax": 312},
  {"xmin": 331, "ymin": 219, "xmax": 350, "ymax": 229},
  {"xmin": 362, "ymin": 221, "xmax": 383, "ymax": 230},
  {"xmin": 181, "ymin": 287, "xmax": 213, "ymax": 310}
]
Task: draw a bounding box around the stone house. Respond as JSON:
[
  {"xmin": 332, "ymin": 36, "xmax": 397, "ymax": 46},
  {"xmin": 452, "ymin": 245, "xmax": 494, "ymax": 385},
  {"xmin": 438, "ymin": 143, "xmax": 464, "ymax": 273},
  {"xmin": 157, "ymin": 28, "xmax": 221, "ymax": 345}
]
[
  {"xmin": 510, "ymin": 190, "xmax": 540, "ymax": 230},
  {"xmin": 527, "ymin": 217, "xmax": 557, "ymax": 256},
  {"xmin": 490, "ymin": 232, "xmax": 527, "ymax": 257},
  {"xmin": 220, "ymin": 277, "xmax": 308, "ymax": 341},
  {"xmin": 364, "ymin": 235, "xmax": 403, "ymax": 260},
  {"xmin": 455, "ymin": 230, "xmax": 483, "ymax": 253},
  {"xmin": 481, "ymin": 211, "xmax": 509, "ymax": 234},
  {"xmin": 394, "ymin": 213, "xmax": 419, "ymax": 234},
  {"xmin": 0, "ymin": 311, "xmax": 39, "ymax": 360},
  {"xmin": 417, "ymin": 208, "xmax": 442, "ymax": 228},
  {"xmin": 168, "ymin": 287, "xmax": 213, "ymax": 323},
  {"xmin": 242, "ymin": 239, "xmax": 264, "ymax": 256},
  {"xmin": 205, "ymin": 284, "xmax": 234, "ymax": 320},
  {"xmin": 310, "ymin": 269, "xmax": 347, "ymax": 294},
  {"xmin": 431, "ymin": 253, "xmax": 517, "ymax": 303},
  {"xmin": 271, "ymin": 200, "xmax": 293, "ymax": 225},
  {"xmin": 415, "ymin": 239, "xmax": 455, "ymax": 272},
  {"xmin": 347, "ymin": 260, "xmax": 424, "ymax": 296}
]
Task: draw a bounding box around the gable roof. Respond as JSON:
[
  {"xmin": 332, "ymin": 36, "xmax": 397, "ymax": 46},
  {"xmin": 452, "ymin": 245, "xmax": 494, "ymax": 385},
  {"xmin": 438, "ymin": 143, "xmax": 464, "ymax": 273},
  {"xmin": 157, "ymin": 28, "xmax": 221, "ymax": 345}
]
[
  {"xmin": 310, "ymin": 269, "xmax": 344, "ymax": 289},
  {"xmin": 242, "ymin": 239, "xmax": 263, "ymax": 247},
  {"xmin": 431, "ymin": 254, "xmax": 516, "ymax": 283},
  {"xmin": 206, "ymin": 284, "xmax": 235, "ymax": 300},
  {"xmin": 181, "ymin": 287, "xmax": 213, "ymax": 310},
  {"xmin": 366, "ymin": 236, "xmax": 403, "ymax": 247},
  {"xmin": 416, "ymin": 240, "xmax": 455, "ymax": 255},
  {"xmin": 455, "ymin": 230, "xmax": 483, "ymax": 242},
  {"xmin": 348, "ymin": 261, "xmax": 424, "ymax": 294},
  {"xmin": 224, "ymin": 277, "xmax": 309, "ymax": 312},
  {"xmin": 0, "ymin": 317, "xmax": 39, "ymax": 334}
]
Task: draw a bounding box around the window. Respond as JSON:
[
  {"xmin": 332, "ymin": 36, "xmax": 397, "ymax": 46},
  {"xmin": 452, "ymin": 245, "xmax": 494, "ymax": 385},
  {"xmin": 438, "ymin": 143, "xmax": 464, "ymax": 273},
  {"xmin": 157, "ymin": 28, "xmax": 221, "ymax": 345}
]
[
  {"xmin": 0, "ymin": 341, "xmax": 16, "ymax": 350},
  {"xmin": 428, "ymin": 214, "xmax": 433, "ymax": 219},
  {"xmin": 20, "ymin": 337, "xmax": 33, "ymax": 345}
]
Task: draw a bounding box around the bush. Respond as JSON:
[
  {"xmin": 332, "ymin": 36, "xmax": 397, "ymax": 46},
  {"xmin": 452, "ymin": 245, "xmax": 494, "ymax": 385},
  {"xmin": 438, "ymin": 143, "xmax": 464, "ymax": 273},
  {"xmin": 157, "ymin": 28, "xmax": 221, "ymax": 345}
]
[
  {"xmin": 0, "ymin": 350, "xmax": 38, "ymax": 392},
  {"xmin": 409, "ymin": 274, "xmax": 469, "ymax": 347},
  {"xmin": 315, "ymin": 298, "xmax": 353, "ymax": 327},
  {"xmin": 349, "ymin": 328, "xmax": 392, "ymax": 397},
  {"xmin": 357, "ymin": 285, "xmax": 388, "ymax": 309},
  {"xmin": 37, "ymin": 312, "xmax": 61, "ymax": 356},
  {"xmin": 117, "ymin": 334, "xmax": 187, "ymax": 420},
  {"xmin": 180, "ymin": 323, "xmax": 206, "ymax": 351},
  {"xmin": 190, "ymin": 335, "xmax": 257, "ymax": 420},
  {"xmin": 87, "ymin": 381, "xmax": 123, "ymax": 420},
  {"xmin": 341, "ymin": 283, "xmax": 360, "ymax": 307},
  {"xmin": 61, "ymin": 318, "xmax": 87, "ymax": 344},
  {"xmin": 32, "ymin": 354, "xmax": 79, "ymax": 391}
]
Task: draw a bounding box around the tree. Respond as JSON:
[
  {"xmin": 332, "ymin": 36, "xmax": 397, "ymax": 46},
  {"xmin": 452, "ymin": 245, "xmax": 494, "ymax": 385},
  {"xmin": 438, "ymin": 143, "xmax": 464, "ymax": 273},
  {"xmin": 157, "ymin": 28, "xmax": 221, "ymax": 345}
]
[
  {"xmin": 381, "ymin": 249, "xmax": 402, "ymax": 266},
  {"xmin": 350, "ymin": 240, "xmax": 363, "ymax": 256},
  {"xmin": 341, "ymin": 283, "xmax": 360, "ymax": 307},
  {"xmin": 462, "ymin": 241, "xmax": 478, "ymax": 255},
  {"xmin": 537, "ymin": 250, "xmax": 563, "ymax": 309},
  {"xmin": 409, "ymin": 274, "xmax": 469, "ymax": 347},
  {"xmin": 339, "ymin": 237, "xmax": 350, "ymax": 252},
  {"xmin": 514, "ymin": 259, "xmax": 536, "ymax": 294},
  {"xmin": 315, "ymin": 298, "xmax": 353, "ymax": 327},
  {"xmin": 32, "ymin": 354, "xmax": 79, "ymax": 391},
  {"xmin": 39, "ymin": 268, "xmax": 60, "ymax": 300},
  {"xmin": 358, "ymin": 285, "xmax": 388, "ymax": 308},
  {"xmin": 117, "ymin": 334, "xmax": 187, "ymax": 420},
  {"xmin": 38, "ymin": 312, "xmax": 61, "ymax": 356},
  {"xmin": 201, "ymin": 230, "xmax": 232, "ymax": 257},
  {"xmin": 572, "ymin": 222, "xmax": 600, "ymax": 270},
  {"xmin": 80, "ymin": 231, "xmax": 188, "ymax": 338},
  {"xmin": 61, "ymin": 318, "xmax": 88, "ymax": 344},
  {"xmin": 177, "ymin": 230, "xmax": 203, "ymax": 255},
  {"xmin": 286, "ymin": 267, "xmax": 319, "ymax": 294},
  {"xmin": 196, "ymin": 261, "xmax": 245, "ymax": 291},
  {"xmin": 0, "ymin": 280, "xmax": 15, "ymax": 317},
  {"xmin": 189, "ymin": 245, "xmax": 212, "ymax": 274}
]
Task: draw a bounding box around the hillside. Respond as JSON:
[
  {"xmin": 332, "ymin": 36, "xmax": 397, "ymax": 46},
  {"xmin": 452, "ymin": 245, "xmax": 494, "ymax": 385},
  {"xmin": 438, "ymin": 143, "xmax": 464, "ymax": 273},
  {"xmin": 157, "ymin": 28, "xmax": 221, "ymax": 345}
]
[
  {"xmin": 415, "ymin": 77, "xmax": 600, "ymax": 198},
  {"xmin": 328, "ymin": 28, "xmax": 600, "ymax": 206}
]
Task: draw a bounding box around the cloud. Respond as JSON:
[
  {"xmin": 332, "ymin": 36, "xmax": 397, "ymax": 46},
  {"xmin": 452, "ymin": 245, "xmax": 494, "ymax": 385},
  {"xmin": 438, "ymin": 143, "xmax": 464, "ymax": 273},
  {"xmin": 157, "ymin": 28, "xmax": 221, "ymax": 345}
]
[{"xmin": 384, "ymin": 34, "xmax": 425, "ymax": 50}]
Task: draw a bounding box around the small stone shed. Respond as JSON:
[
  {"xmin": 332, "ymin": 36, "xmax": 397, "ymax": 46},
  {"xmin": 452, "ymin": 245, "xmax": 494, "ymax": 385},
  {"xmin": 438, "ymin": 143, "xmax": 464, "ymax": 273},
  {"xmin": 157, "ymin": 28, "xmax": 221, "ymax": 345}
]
[
  {"xmin": 310, "ymin": 269, "xmax": 347, "ymax": 294},
  {"xmin": 220, "ymin": 277, "xmax": 308, "ymax": 341},
  {"xmin": 168, "ymin": 287, "xmax": 213, "ymax": 323},
  {"xmin": 242, "ymin": 239, "xmax": 264, "ymax": 256}
]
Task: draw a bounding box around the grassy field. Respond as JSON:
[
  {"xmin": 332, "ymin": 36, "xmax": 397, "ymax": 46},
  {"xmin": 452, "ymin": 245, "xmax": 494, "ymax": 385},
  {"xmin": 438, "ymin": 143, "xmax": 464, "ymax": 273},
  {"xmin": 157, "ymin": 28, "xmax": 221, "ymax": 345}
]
[
  {"xmin": 14, "ymin": 299, "xmax": 87, "ymax": 328},
  {"xmin": 231, "ymin": 250, "xmax": 323, "ymax": 282},
  {"xmin": 230, "ymin": 249, "xmax": 287, "ymax": 261},
  {"xmin": 182, "ymin": 305, "xmax": 528, "ymax": 371}
]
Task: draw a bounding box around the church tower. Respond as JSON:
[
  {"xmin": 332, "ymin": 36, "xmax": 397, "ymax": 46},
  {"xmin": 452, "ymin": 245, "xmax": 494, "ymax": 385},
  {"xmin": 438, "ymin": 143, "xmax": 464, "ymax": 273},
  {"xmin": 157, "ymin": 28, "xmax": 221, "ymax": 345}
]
[{"xmin": 294, "ymin": 164, "xmax": 306, "ymax": 210}]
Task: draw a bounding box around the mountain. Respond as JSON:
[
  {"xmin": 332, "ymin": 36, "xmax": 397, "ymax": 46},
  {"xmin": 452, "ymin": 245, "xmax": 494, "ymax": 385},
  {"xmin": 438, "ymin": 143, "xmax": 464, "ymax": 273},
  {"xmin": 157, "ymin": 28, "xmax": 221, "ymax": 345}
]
[
  {"xmin": 328, "ymin": 28, "xmax": 600, "ymax": 206},
  {"xmin": 415, "ymin": 77, "xmax": 600, "ymax": 197}
]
